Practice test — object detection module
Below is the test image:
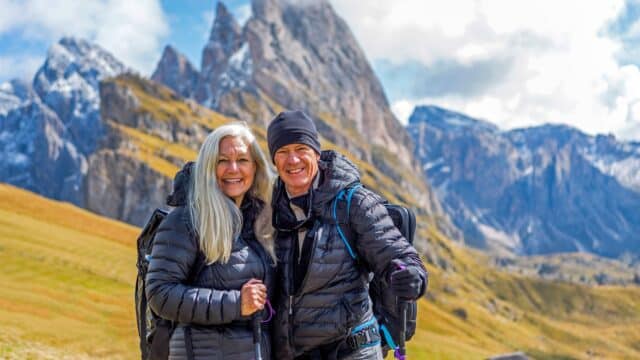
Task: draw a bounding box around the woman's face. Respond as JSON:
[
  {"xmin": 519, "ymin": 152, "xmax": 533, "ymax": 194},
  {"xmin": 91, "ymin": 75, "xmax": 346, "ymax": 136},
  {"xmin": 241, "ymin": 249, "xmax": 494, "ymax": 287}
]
[{"xmin": 216, "ymin": 136, "xmax": 256, "ymax": 206}]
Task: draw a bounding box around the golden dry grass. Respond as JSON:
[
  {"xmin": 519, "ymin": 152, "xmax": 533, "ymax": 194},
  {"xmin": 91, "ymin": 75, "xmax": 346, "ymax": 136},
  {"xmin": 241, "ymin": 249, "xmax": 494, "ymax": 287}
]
[
  {"xmin": 0, "ymin": 184, "xmax": 139, "ymax": 359},
  {"xmin": 2, "ymin": 183, "xmax": 639, "ymax": 359}
]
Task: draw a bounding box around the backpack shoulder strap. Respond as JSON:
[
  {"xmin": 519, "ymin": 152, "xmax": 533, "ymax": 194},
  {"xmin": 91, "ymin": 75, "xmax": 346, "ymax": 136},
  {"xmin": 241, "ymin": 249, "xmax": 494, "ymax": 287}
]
[{"xmin": 332, "ymin": 183, "xmax": 363, "ymax": 260}]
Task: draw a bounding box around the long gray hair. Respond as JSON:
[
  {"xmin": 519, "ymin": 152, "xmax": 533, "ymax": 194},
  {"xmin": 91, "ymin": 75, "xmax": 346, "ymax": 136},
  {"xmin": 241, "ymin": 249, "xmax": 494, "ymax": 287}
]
[{"xmin": 189, "ymin": 123, "xmax": 275, "ymax": 264}]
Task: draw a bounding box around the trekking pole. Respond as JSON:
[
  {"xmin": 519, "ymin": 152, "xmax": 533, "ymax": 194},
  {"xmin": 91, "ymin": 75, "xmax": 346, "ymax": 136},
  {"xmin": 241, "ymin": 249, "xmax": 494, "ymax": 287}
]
[
  {"xmin": 397, "ymin": 301, "xmax": 407, "ymax": 360},
  {"xmin": 395, "ymin": 264, "xmax": 408, "ymax": 360},
  {"xmin": 252, "ymin": 312, "xmax": 262, "ymax": 360}
]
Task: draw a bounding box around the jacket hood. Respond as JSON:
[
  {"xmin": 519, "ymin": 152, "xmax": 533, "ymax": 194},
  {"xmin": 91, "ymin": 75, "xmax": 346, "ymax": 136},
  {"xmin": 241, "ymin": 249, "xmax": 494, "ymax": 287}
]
[
  {"xmin": 166, "ymin": 161, "xmax": 194, "ymax": 207},
  {"xmin": 312, "ymin": 150, "xmax": 360, "ymax": 207}
]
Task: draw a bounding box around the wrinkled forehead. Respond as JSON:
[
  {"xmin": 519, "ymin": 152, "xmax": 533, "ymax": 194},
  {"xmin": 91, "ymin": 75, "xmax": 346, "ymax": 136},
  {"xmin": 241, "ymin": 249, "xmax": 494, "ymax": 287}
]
[
  {"xmin": 276, "ymin": 143, "xmax": 315, "ymax": 152},
  {"xmin": 219, "ymin": 135, "xmax": 251, "ymax": 156}
]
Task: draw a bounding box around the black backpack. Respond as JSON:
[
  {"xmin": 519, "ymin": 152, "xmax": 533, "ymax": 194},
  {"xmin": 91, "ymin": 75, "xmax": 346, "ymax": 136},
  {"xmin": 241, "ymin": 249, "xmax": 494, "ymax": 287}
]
[
  {"xmin": 332, "ymin": 183, "xmax": 418, "ymax": 357},
  {"xmin": 135, "ymin": 208, "xmax": 205, "ymax": 360}
]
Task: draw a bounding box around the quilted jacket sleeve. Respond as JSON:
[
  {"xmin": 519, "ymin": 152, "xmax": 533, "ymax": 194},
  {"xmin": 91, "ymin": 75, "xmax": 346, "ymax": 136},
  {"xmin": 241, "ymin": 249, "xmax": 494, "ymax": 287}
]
[
  {"xmin": 145, "ymin": 208, "xmax": 243, "ymax": 325},
  {"xmin": 348, "ymin": 188, "xmax": 428, "ymax": 298}
]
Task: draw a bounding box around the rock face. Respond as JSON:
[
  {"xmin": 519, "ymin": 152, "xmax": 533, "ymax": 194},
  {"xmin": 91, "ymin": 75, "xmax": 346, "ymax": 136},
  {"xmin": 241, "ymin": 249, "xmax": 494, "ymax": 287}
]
[
  {"xmin": 244, "ymin": 0, "xmax": 411, "ymax": 159},
  {"xmin": 152, "ymin": 0, "xmax": 412, "ymax": 165},
  {"xmin": 0, "ymin": 38, "xmax": 126, "ymax": 206},
  {"xmin": 150, "ymin": 0, "xmax": 453, "ymax": 228},
  {"xmin": 151, "ymin": 46, "xmax": 200, "ymax": 100},
  {"xmin": 1, "ymin": 6, "xmax": 454, "ymax": 235},
  {"xmin": 409, "ymin": 105, "xmax": 640, "ymax": 258}
]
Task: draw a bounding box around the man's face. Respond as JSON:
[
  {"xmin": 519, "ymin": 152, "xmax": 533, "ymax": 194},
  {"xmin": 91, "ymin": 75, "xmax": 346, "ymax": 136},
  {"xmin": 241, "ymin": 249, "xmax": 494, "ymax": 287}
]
[{"xmin": 273, "ymin": 143, "xmax": 320, "ymax": 197}]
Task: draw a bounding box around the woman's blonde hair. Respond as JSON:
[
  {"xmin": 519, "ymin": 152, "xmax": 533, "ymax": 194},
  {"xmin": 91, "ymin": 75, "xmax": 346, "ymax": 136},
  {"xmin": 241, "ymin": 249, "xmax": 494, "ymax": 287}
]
[{"xmin": 189, "ymin": 122, "xmax": 275, "ymax": 264}]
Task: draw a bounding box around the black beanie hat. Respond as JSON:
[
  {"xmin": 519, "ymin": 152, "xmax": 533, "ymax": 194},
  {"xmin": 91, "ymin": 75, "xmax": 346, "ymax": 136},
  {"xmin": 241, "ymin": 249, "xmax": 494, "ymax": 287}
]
[{"xmin": 267, "ymin": 110, "xmax": 321, "ymax": 161}]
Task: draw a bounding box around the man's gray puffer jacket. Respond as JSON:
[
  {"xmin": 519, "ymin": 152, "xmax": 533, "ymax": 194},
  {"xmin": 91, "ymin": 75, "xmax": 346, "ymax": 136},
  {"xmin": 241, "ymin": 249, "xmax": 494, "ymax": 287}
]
[
  {"xmin": 272, "ymin": 150, "xmax": 427, "ymax": 358},
  {"xmin": 145, "ymin": 163, "xmax": 276, "ymax": 360}
]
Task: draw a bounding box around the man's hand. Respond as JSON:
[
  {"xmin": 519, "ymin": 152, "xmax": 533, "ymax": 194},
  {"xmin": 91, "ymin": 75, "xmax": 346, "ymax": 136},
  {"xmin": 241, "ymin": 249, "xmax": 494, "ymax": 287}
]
[{"xmin": 389, "ymin": 259, "xmax": 424, "ymax": 300}]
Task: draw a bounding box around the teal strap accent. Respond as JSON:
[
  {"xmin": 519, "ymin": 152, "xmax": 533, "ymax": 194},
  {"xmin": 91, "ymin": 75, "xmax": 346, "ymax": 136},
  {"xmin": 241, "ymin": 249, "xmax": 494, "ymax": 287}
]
[
  {"xmin": 380, "ymin": 324, "xmax": 398, "ymax": 350},
  {"xmin": 351, "ymin": 317, "xmax": 376, "ymax": 334},
  {"xmin": 333, "ymin": 188, "xmax": 356, "ymax": 259},
  {"xmin": 345, "ymin": 184, "xmax": 362, "ymax": 220},
  {"xmin": 332, "ymin": 183, "xmax": 362, "ymax": 260}
]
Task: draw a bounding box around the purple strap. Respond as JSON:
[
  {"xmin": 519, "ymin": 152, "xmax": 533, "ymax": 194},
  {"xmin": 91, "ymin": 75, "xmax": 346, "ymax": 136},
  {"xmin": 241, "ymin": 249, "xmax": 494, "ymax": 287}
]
[{"xmin": 261, "ymin": 299, "xmax": 275, "ymax": 323}]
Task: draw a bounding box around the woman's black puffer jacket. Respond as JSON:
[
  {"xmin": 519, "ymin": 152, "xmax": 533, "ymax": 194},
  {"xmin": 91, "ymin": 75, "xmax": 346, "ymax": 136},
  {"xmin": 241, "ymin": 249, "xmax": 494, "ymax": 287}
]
[
  {"xmin": 145, "ymin": 163, "xmax": 276, "ymax": 360},
  {"xmin": 272, "ymin": 150, "xmax": 426, "ymax": 358}
]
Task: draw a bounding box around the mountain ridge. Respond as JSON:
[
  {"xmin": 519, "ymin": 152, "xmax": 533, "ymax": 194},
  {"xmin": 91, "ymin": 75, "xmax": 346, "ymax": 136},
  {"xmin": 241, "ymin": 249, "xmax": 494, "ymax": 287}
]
[{"xmin": 409, "ymin": 104, "xmax": 640, "ymax": 259}]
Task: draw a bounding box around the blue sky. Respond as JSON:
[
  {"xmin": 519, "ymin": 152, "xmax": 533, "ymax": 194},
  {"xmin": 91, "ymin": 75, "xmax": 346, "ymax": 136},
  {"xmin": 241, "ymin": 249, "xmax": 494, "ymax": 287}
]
[
  {"xmin": 2, "ymin": 0, "xmax": 640, "ymax": 140},
  {"xmin": 159, "ymin": 0, "xmax": 250, "ymax": 69}
]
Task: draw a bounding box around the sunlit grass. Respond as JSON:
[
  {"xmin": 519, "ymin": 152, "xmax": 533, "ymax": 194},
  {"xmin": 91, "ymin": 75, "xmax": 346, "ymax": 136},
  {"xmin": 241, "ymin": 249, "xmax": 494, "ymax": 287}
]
[{"xmin": 0, "ymin": 184, "xmax": 139, "ymax": 359}]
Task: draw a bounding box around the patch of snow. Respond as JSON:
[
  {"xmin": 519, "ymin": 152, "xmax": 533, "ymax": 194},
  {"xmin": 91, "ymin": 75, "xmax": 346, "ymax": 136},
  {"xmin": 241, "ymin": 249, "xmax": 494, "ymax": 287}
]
[
  {"xmin": 424, "ymin": 158, "xmax": 444, "ymax": 170},
  {"xmin": 584, "ymin": 153, "xmax": 640, "ymax": 192},
  {"xmin": 477, "ymin": 222, "xmax": 521, "ymax": 251}
]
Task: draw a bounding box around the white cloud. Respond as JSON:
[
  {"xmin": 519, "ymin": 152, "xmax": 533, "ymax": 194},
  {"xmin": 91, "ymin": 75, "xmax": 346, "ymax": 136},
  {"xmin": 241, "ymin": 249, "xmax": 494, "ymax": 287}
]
[
  {"xmin": 332, "ymin": 0, "xmax": 640, "ymax": 140},
  {"xmin": 0, "ymin": 0, "xmax": 168, "ymax": 76},
  {"xmin": 0, "ymin": 55, "xmax": 42, "ymax": 81},
  {"xmin": 233, "ymin": 4, "xmax": 252, "ymax": 26}
]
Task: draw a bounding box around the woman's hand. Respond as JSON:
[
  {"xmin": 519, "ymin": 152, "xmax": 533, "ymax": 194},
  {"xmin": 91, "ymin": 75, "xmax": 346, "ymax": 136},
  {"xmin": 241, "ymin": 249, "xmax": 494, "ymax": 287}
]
[{"xmin": 240, "ymin": 278, "xmax": 267, "ymax": 316}]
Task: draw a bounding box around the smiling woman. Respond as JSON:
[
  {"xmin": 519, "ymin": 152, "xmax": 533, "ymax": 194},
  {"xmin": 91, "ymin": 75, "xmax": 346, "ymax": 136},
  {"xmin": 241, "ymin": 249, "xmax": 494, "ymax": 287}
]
[{"xmin": 144, "ymin": 122, "xmax": 277, "ymax": 359}]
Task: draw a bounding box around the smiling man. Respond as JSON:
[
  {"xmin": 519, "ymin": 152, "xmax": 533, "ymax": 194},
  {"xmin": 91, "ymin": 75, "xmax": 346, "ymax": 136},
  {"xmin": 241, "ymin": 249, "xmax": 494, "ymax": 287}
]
[{"xmin": 267, "ymin": 110, "xmax": 427, "ymax": 359}]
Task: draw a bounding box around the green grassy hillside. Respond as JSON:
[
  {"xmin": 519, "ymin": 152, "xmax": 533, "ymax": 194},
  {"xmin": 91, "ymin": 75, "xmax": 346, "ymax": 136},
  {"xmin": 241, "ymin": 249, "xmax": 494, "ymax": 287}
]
[
  {"xmin": 1, "ymin": 184, "xmax": 639, "ymax": 359},
  {"xmin": 0, "ymin": 184, "xmax": 140, "ymax": 359}
]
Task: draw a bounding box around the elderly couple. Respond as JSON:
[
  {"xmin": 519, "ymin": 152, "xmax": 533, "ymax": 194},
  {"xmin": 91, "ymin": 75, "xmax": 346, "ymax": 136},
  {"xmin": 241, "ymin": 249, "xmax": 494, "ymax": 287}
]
[{"xmin": 145, "ymin": 110, "xmax": 427, "ymax": 360}]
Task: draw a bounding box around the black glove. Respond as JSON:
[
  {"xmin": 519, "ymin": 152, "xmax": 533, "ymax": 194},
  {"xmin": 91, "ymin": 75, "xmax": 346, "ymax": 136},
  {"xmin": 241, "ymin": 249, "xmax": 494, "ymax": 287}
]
[{"xmin": 389, "ymin": 259, "xmax": 424, "ymax": 300}]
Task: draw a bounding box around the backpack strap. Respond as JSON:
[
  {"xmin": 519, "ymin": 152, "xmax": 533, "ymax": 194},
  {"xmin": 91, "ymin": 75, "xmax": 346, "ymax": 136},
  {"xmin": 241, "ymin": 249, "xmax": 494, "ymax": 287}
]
[
  {"xmin": 332, "ymin": 183, "xmax": 363, "ymax": 260},
  {"xmin": 379, "ymin": 324, "xmax": 399, "ymax": 354}
]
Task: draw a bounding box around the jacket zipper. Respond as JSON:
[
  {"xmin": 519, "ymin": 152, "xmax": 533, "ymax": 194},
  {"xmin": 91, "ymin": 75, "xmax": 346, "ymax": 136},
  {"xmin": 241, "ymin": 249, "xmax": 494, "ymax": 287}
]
[
  {"xmin": 288, "ymin": 232, "xmax": 296, "ymax": 350},
  {"xmin": 294, "ymin": 223, "xmax": 320, "ymax": 297}
]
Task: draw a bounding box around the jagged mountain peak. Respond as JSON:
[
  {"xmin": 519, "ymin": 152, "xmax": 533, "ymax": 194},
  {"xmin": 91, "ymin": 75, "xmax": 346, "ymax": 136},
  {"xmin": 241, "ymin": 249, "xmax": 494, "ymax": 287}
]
[
  {"xmin": 31, "ymin": 37, "xmax": 127, "ymax": 156},
  {"xmin": 150, "ymin": 0, "xmax": 447, "ymax": 225},
  {"xmin": 37, "ymin": 37, "xmax": 127, "ymax": 90},
  {"xmin": 204, "ymin": 2, "xmax": 243, "ymax": 64},
  {"xmin": 409, "ymin": 105, "xmax": 499, "ymax": 133},
  {"xmin": 151, "ymin": 45, "xmax": 199, "ymax": 99},
  {"xmin": 245, "ymin": 0, "xmax": 412, "ymax": 162}
]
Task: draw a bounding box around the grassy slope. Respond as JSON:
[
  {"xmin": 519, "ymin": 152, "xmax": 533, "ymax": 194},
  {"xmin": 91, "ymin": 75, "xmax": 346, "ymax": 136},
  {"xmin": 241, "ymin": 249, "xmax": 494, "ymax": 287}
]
[
  {"xmin": 0, "ymin": 184, "xmax": 140, "ymax": 359},
  {"xmin": 2, "ymin": 185, "xmax": 639, "ymax": 359},
  {"xmin": 410, "ymin": 228, "xmax": 640, "ymax": 359}
]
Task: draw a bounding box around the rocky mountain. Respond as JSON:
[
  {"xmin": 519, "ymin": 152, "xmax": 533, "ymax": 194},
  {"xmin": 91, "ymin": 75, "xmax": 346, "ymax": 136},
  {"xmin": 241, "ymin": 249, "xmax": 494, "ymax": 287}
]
[
  {"xmin": 150, "ymin": 0, "xmax": 452, "ymax": 229},
  {"xmin": 1, "ymin": 1, "xmax": 456, "ymax": 239},
  {"xmin": 152, "ymin": 0, "xmax": 414, "ymax": 176},
  {"xmin": 151, "ymin": 45, "xmax": 200, "ymax": 100},
  {"xmin": 408, "ymin": 105, "xmax": 640, "ymax": 259},
  {"xmin": 0, "ymin": 38, "xmax": 127, "ymax": 206}
]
